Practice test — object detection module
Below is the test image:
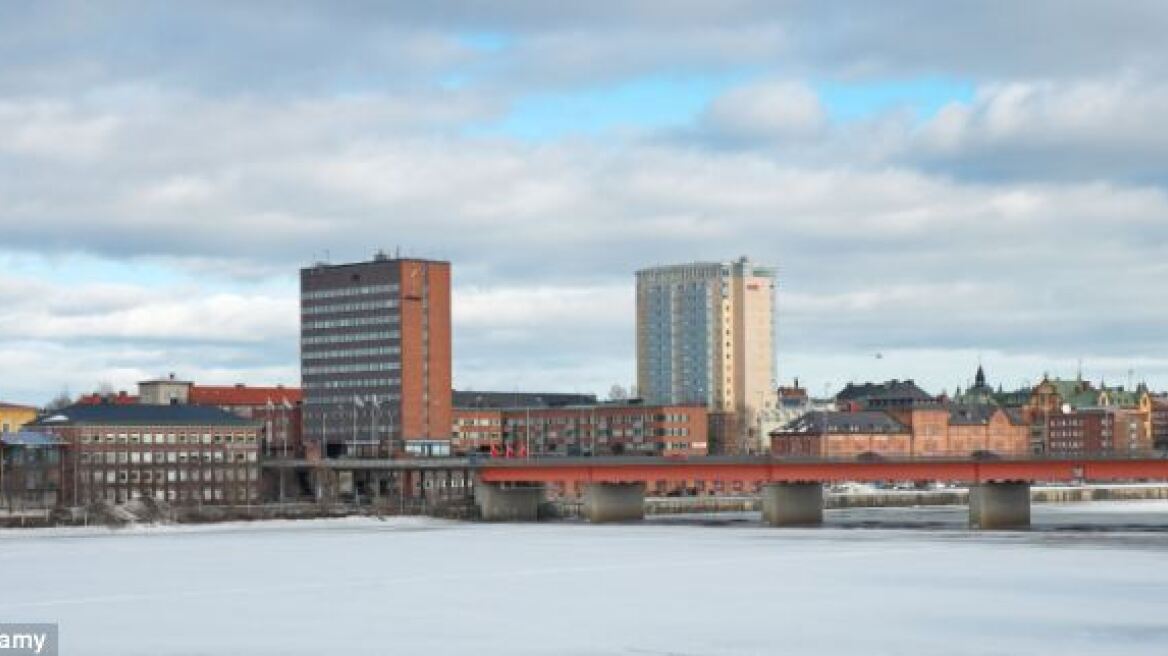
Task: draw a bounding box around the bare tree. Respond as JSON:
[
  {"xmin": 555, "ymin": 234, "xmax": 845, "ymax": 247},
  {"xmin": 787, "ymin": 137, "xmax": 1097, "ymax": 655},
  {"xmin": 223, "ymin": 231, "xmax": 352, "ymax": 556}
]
[
  {"xmin": 44, "ymin": 388, "xmax": 73, "ymax": 412},
  {"xmin": 608, "ymin": 384, "xmax": 628, "ymax": 402}
]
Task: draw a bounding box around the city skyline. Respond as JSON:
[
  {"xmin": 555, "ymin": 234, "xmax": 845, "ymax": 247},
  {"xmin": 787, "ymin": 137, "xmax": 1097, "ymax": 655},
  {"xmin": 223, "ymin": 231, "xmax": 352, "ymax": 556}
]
[{"xmin": 2, "ymin": 3, "xmax": 1168, "ymax": 403}]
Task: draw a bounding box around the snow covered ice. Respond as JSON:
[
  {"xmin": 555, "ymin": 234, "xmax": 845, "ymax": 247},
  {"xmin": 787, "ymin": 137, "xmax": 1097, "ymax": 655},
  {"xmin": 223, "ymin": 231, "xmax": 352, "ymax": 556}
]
[{"xmin": 2, "ymin": 504, "xmax": 1168, "ymax": 655}]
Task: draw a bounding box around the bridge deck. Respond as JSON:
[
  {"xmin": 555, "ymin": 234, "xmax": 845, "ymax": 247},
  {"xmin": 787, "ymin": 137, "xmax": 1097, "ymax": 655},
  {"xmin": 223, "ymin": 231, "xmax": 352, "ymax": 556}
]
[{"xmin": 263, "ymin": 454, "xmax": 1168, "ymax": 484}]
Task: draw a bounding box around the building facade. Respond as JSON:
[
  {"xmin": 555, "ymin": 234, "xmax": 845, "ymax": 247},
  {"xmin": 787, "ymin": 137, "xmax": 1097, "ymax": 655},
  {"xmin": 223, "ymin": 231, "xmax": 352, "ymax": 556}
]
[
  {"xmin": 636, "ymin": 257, "xmax": 776, "ymax": 453},
  {"xmin": 451, "ymin": 403, "xmax": 708, "ymax": 458},
  {"xmin": 771, "ymin": 404, "xmax": 1029, "ymax": 459},
  {"xmin": 1045, "ymin": 407, "xmax": 1151, "ymax": 454},
  {"xmin": 35, "ymin": 404, "xmax": 260, "ymax": 506},
  {"xmin": 189, "ymin": 385, "xmax": 303, "ymax": 458},
  {"xmin": 1, "ymin": 430, "xmax": 64, "ymax": 511},
  {"xmin": 0, "ymin": 402, "xmax": 37, "ymax": 434},
  {"xmin": 300, "ymin": 254, "xmax": 452, "ymax": 457},
  {"xmin": 1154, "ymin": 395, "xmax": 1168, "ymax": 451},
  {"xmin": 1024, "ymin": 377, "xmax": 1153, "ymax": 453}
]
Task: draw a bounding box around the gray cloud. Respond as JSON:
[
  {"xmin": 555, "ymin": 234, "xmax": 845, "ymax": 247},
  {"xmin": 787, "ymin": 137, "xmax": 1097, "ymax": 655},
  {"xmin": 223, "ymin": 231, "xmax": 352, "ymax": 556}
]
[{"xmin": 1, "ymin": 2, "xmax": 1167, "ymax": 403}]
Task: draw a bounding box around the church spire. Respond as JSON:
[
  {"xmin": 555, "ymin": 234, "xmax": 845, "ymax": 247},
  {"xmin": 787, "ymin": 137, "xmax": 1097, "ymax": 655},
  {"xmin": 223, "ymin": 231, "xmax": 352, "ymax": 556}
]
[{"xmin": 975, "ymin": 364, "xmax": 986, "ymax": 388}]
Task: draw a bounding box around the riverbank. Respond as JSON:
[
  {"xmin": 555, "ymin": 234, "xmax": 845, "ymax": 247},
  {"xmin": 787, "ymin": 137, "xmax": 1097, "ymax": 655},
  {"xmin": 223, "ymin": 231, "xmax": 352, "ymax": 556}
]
[{"xmin": 4, "ymin": 483, "xmax": 1167, "ymax": 528}]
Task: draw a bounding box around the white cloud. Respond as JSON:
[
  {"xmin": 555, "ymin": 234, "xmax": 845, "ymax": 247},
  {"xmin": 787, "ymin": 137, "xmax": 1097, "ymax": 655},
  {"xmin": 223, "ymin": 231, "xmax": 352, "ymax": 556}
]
[{"xmin": 701, "ymin": 80, "xmax": 826, "ymax": 141}]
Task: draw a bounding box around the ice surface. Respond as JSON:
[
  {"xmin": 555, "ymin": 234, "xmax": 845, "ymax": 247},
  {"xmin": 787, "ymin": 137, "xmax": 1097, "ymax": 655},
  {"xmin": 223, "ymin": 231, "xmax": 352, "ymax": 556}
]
[{"xmin": 2, "ymin": 506, "xmax": 1167, "ymax": 655}]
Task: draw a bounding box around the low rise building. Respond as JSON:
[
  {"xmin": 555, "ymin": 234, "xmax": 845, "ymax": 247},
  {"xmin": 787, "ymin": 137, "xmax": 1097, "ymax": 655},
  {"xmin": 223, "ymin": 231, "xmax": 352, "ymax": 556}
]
[
  {"xmin": 755, "ymin": 381, "xmax": 836, "ymax": 452},
  {"xmin": 80, "ymin": 380, "xmax": 304, "ymax": 458},
  {"xmin": 1025, "ymin": 377, "xmax": 1153, "ymax": 453},
  {"xmin": 1, "ymin": 430, "xmax": 65, "ymax": 511},
  {"xmin": 1046, "ymin": 407, "xmax": 1151, "ymax": 454},
  {"xmin": 451, "ymin": 403, "xmax": 708, "ymax": 457},
  {"xmin": 771, "ymin": 403, "xmax": 1029, "ymax": 459},
  {"xmin": 771, "ymin": 411, "xmax": 911, "ymax": 458},
  {"xmin": 189, "ymin": 385, "xmax": 303, "ymax": 458},
  {"xmin": 453, "ymin": 390, "xmax": 597, "ymax": 409},
  {"xmin": 34, "ymin": 403, "xmax": 261, "ymax": 506},
  {"xmin": 1152, "ymin": 395, "xmax": 1168, "ymax": 451},
  {"xmin": 0, "ymin": 402, "xmax": 38, "ymax": 434}
]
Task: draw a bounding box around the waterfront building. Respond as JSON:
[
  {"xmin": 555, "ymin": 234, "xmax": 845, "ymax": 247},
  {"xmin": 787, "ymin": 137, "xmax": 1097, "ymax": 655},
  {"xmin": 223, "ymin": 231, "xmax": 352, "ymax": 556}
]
[
  {"xmin": 0, "ymin": 430, "xmax": 64, "ymax": 511},
  {"xmin": 1025, "ymin": 377, "xmax": 1153, "ymax": 453},
  {"xmin": 189, "ymin": 385, "xmax": 303, "ymax": 458},
  {"xmin": 754, "ymin": 380, "xmax": 836, "ymax": 452},
  {"xmin": 33, "ymin": 403, "xmax": 260, "ymax": 506},
  {"xmin": 1044, "ymin": 406, "xmax": 1150, "ymax": 454},
  {"xmin": 450, "ymin": 403, "xmax": 708, "ymax": 458},
  {"xmin": 773, "ymin": 376, "xmax": 1029, "ymax": 458},
  {"xmin": 453, "ymin": 390, "xmax": 597, "ymax": 409},
  {"xmin": 0, "ymin": 402, "xmax": 37, "ymax": 434},
  {"xmin": 82, "ymin": 379, "xmax": 304, "ymax": 458},
  {"xmin": 300, "ymin": 253, "xmax": 452, "ymax": 458},
  {"xmin": 635, "ymin": 257, "xmax": 776, "ymax": 453},
  {"xmin": 1154, "ymin": 395, "xmax": 1168, "ymax": 450}
]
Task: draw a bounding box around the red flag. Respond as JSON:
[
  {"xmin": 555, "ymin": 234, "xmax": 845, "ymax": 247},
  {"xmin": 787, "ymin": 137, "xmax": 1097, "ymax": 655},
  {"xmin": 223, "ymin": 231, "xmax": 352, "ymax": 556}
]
[
  {"xmin": 489, "ymin": 444, "xmax": 499, "ymax": 458},
  {"xmin": 518, "ymin": 443, "xmax": 528, "ymax": 458},
  {"xmin": 505, "ymin": 444, "xmax": 515, "ymax": 458}
]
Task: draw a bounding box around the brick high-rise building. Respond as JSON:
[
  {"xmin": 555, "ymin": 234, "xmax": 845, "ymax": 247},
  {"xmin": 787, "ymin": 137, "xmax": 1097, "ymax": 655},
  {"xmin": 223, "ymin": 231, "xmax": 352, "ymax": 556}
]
[
  {"xmin": 300, "ymin": 253, "xmax": 451, "ymax": 458},
  {"xmin": 636, "ymin": 257, "xmax": 776, "ymax": 454}
]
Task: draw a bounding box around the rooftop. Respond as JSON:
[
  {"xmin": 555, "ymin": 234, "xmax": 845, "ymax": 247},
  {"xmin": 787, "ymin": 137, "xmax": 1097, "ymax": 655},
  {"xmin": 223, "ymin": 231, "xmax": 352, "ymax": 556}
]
[
  {"xmin": 190, "ymin": 385, "xmax": 302, "ymax": 406},
  {"xmin": 453, "ymin": 390, "xmax": 598, "ymax": 409},
  {"xmin": 0, "ymin": 430, "xmax": 64, "ymax": 447},
  {"xmin": 32, "ymin": 403, "xmax": 258, "ymax": 427},
  {"xmin": 773, "ymin": 411, "xmax": 909, "ymax": 435}
]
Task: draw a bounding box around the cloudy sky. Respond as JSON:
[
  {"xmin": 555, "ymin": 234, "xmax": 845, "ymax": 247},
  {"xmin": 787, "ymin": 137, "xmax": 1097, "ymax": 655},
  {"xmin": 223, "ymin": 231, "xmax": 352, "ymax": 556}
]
[{"xmin": 2, "ymin": 1, "xmax": 1167, "ymax": 405}]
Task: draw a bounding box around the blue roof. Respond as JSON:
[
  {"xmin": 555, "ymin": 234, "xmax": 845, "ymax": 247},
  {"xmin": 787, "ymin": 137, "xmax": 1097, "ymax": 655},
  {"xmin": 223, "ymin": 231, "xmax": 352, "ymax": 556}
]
[
  {"xmin": 32, "ymin": 403, "xmax": 257, "ymax": 427},
  {"xmin": 1, "ymin": 430, "xmax": 64, "ymax": 447}
]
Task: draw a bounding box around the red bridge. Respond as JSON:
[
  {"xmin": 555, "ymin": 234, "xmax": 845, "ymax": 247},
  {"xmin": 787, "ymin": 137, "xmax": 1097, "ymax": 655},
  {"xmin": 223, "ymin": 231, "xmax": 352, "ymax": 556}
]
[{"xmin": 476, "ymin": 454, "xmax": 1168, "ymax": 528}]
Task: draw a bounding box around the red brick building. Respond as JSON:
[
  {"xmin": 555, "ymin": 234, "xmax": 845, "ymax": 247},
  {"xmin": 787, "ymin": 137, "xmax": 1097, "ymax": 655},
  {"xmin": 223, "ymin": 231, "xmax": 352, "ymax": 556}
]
[
  {"xmin": 300, "ymin": 255, "xmax": 452, "ymax": 458},
  {"xmin": 451, "ymin": 403, "xmax": 708, "ymax": 458},
  {"xmin": 771, "ymin": 405, "xmax": 1029, "ymax": 458},
  {"xmin": 1152, "ymin": 395, "xmax": 1168, "ymax": 451},
  {"xmin": 189, "ymin": 385, "xmax": 303, "ymax": 458},
  {"xmin": 1046, "ymin": 407, "xmax": 1151, "ymax": 454}
]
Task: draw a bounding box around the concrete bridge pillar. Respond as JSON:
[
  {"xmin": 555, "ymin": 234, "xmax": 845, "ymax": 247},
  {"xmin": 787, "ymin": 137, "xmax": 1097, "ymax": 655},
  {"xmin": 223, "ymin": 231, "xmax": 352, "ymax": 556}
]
[
  {"xmin": 474, "ymin": 483, "xmax": 544, "ymax": 522},
  {"xmin": 583, "ymin": 483, "xmax": 645, "ymax": 523},
  {"xmin": 761, "ymin": 482, "xmax": 824, "ymax": 527},
  {"xmin": 969, "ymin": 482, "xmax": 1031, "ymax": 529}
]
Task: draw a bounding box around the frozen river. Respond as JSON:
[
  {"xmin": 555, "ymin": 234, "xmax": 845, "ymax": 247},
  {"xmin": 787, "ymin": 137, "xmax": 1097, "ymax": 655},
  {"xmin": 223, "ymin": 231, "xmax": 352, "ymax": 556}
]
[{"xmin": 3, "ymin": 502, "xmax": 1168, "ymax": 655}]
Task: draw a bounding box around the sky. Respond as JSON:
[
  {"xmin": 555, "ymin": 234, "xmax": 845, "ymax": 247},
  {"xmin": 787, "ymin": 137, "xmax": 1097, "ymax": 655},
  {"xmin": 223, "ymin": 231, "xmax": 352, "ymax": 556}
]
[{"xmin": 1, "ymin": 1, "xmax": 1167, "ymax": 405}]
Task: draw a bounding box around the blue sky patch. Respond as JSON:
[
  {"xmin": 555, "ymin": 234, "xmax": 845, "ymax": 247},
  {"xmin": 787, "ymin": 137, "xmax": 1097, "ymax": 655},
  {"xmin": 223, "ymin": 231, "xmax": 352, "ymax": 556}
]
[{"xmin": 815, "ymin": 77, "xmax": 975, "ymax": 122}]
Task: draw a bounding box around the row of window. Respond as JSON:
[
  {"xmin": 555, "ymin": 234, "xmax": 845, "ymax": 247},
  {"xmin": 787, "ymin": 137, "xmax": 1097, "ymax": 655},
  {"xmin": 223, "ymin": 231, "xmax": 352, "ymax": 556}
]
[
  {"xmin": 302, "ymin": 361, "xmax": 402, "ymax": 375},
  {"xmin": 83, "ymin": 467, "xmax": 259, "ymax": 484},
  {"xmin": 302, "ymin": 284, "xmax": 398, "ymax": 300},
  {"xmin": 304, "ymin": 393, "xmax": 400, "ymax": 405},
  {"xmin": 80, "ymin": 432, "xmax": 257, "ymax": 445},
  {"xmin": 302, "ymin": 378, "xmax": 399, "ymax": 390},
  {"xmin": 79, "ymin": 450, "xmax": 258, "ymax": 464},
  {"xmin": 303, "ymin": 315, "xmax": 399, "ymax": 330},
  {"xmin": 301, "ymin": 331, "xmax": 399, "ymax": 346},
  {"xmin": 302, "ymin": 299, "xmax": 400, "ymax": 316},
  {"xmin": 81, "ymin": 488, "xmax": 258, "ymax": 504},
  {"xmin": 302, "ymin": 346, "xmax": 401, "ymax": 361}
]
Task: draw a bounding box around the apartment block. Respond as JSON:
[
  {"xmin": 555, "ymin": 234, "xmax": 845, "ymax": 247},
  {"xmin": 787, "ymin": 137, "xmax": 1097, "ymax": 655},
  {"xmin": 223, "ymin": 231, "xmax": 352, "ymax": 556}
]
[
  {"xmin": 450, "ymin": 403, "xmax": 708, "ymax": 458},
  {"xmin": 636, "ymin": 257, "xmax": 776, "ymax": 453}
]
